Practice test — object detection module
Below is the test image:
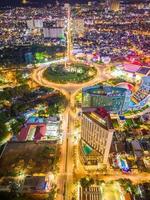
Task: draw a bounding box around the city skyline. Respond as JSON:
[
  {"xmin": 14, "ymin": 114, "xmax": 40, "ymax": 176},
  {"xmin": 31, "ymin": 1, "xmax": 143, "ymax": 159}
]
[
  {"xmin": 0, "ymin": 1, "xmax": 149, "ymax": 200},
  {"xmin": 0, "ymin": 0, "xmax": 147, "ymax": 6}
]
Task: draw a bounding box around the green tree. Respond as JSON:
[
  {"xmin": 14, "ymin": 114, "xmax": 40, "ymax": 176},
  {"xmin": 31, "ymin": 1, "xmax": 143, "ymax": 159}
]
[
  {"xmin": 11, "ymin": 119, "xmax": 24, "ymax": 135},
  {"xmin": 118, "ymin": 179, "xmax": 132, "ymax": 193},
  {"xmin": 80, "ymin": 178, "xmax": 94, "ymax": 188},
  {"xmin": 47, "ymin": 186, "xmax": 57, "ymax": 200}
]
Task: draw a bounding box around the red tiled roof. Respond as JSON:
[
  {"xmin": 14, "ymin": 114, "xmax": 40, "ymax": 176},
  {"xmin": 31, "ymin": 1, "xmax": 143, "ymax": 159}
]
[
  {"xmin": 18, "ymin": 125, "xmax": 30, "ymax": 141},
  {"xmin": 34, "ymin": 125, "xmax": 46, "ymax": 141},
  {"xmin": 18, "ymin": 123, "xmax": 46, "ymax": 141}
]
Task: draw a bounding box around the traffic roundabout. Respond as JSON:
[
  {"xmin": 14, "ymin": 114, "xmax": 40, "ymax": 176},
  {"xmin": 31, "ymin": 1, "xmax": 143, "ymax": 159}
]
[{"xmin": 43, "ymin": 62, "xmax": 97, "ymax": 84}]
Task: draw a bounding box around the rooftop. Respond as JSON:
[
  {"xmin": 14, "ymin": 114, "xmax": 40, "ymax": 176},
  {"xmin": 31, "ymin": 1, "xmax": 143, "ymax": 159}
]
[
  {"xmin": 83, "ymin": 85, "xmax": 130, "ymax": 97},
  {"xmin": 18, "ymin": 123, "xmax": 46, "ymax": 142},
  {"xmin": 22, "ymin": 175, "xmax": 51, "ymax": 193},
  {"xmin": 83, "ymin": 107, "xmax": 114, "ymax": 130}
]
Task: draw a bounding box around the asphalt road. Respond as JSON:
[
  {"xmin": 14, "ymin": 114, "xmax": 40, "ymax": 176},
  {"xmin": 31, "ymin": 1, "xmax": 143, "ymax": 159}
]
[{"xmin": 31, "ymin": 60, "xmax": 150, "ymax": 199}]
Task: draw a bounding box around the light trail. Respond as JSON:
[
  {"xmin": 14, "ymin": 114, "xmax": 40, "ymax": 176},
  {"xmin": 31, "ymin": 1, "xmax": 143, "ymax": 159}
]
[{"xmin": 35, "ymin": 57, "xmax": 67, "ymax": 68}]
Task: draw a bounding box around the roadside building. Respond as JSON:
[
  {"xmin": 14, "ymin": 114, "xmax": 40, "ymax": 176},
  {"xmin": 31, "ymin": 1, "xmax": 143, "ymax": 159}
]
[
  {"xmin": 18, "ymin": 116, "xmax": 60, "ymax": 142},
  {"xmin": 34, "ymin": 18, "xmax": 43, "ymax": 28},
  {"xmin": 72, "ymin": 18, "xmax": 85, "ymax": 37},
  {"xmin": 131, "ymin": 140, "xmax": 143, "ymax": 159},
  {"xmin": 79, "ymin": 186, "xmax": 101, "ymax": 200},
  {"xmin": 27, "ymin": 19, "xmax": 34, "ymax": 29},
  {"xmin": 82, "ymin": 85, "xmax": 131, "ymax": 113},
  {"xmin": 43, "ymin": 27, "xmax": 64, "ymax": 38},
  {"xmin": 80, "ymin": 107, "xmax": 114, "ymax": 169},
  {"xmin": 107, "ymin": 0, "xmax": 120, "ymax": 12},
  {"xmin": 22, "ymin": 175, "xmax": 52, "ymax": 193}
]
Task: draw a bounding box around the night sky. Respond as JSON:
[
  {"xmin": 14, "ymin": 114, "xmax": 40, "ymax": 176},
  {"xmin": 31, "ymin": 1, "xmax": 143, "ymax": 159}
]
[
  {"xmin": 0, "ymin": 0, "xmax": 146, "ymax": 7},
  {"xmin": 0, "ymin": 0, "xmax": 89, "ymax": 6}
]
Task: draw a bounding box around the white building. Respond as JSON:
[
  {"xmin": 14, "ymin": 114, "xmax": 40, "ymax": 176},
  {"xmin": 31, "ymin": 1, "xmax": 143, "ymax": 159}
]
[
  {"xmin": 27, "ymin": 19, "xmax": 34, "ymax": 29},
  {"xmin": 72, "ymin": 18, "xmax": 85, "ymax": 36},
  {"xmin": 43, "ymin": 27, "xmax": 64, "ymax": 38},
  {"xmin": 45, "ymin": 117, "xmax": 60, "ymax": 140},
  {"xmin": 80, "ymin": 107, "xmax": 114, "ymax": 168},
  {"xmin": 107, "ymin": 0, "xmax": 120, "ymax": 12},
  {"xmin": 34, "ymin": 19, "xmax": 43, "ymax": 28},
  {"xmin": 56, "ymin": 19, "xmax": 65, "ymax": 28}
]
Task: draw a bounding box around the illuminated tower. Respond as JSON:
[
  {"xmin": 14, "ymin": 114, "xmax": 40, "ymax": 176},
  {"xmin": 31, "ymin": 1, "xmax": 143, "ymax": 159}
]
[
  {"xmin": 107, "ymin": 0, "xmax": 120, "ymax": 12},
  {"xmin": 22, "ymin": 0, "xmax": 28, "ymax": 4}
]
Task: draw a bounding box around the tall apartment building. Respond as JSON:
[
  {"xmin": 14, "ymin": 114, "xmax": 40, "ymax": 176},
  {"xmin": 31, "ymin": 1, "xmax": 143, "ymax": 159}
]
[
  {"xmin": 107, "ymin": 0, "xmax": 120, "ymax": 11},
  {"xmin": 72, "ymin": 18, "xmax": 85, "ymax": 36},
  {"xmin": 79, "ymin": 107, "xmax": 114, "ymax": 168},
  {"xmin": 27, "ymin": 19, "xmax": 34, "ymax": 29},
  {"xmin": 27, "ymin": 18, "xmax": 43, "ymax": 29},
  {"xmin": 34, "ymin": 19, "xmax": 43, "ymax": 28}
]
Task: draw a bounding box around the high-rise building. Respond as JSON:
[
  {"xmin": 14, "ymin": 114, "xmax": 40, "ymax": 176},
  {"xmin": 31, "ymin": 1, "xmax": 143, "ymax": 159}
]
[
  {"xmin": 64, "ymin": 3, "xmax": 70, "ymax": 9},
  {"xmin": 79, "ymin": 107, "xmax": 114, "ymax": 168},
  {"xmin": 24, "ymin": 52, "xmax": 34, "ymax": 64},
  {"xmin": 27, "ymin": 18, "xmax": 43, "ymax": 29},
  {"xmin": 43, "ymin": 27, "xmax": 64, "ymax": 38},
  {"xmin": 34, "ymin": 19, "xmax": 43, "ymax": 28},
  {"xmin": 82, "ymin": 85, "xmax": 131, "ymax": 114},
  {"xmin": 72, "ymin": 18, "xmax": 85, "ymax": 37},
  {"xmin": 107, "ymin": 0, "xmax": 120, "ymax": 11},
  {"xmin": 56, "ymin": 19, "xmax": 65, "ymax": 28},
  {"xmin": 27, "ymin": 19, "xmax": 34, "ymax": 29}
]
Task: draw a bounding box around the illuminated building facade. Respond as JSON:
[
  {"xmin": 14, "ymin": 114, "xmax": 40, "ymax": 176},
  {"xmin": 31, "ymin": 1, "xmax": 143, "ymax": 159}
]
[
  {"xmin": 72, "ymin": 18, "xmax": 85, "ymax": 37},
  {"xmin": 34, "ymin": 19, "xmax": 43, "ymax": 28},
  {"xmin": 132, "ymin": 76, "xmax": 150, "ymax": 103},
  {"xmin": 26, "ymin": 18, "xmax": 43, "ymax": 29},
  {"xmin": 24, "ymin": 52, "xmax": 34, "ymax": 64},
  {"xmin": 107, "ymin": 0, "xmax": 120, "ymax": 11},
  {"xmin": 80, "ymin": 107, "xmax": 114, "ymax": 168},
  {"xmin": 27, "ymin": 19, "xmax": 34, "ymax": 29},
  {"xmin": 82, "ymin": 85, "xmax": 131, "ymax": 114}
]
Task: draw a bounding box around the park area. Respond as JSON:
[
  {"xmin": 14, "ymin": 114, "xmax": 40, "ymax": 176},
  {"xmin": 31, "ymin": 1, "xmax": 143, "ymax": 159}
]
[
  {"xmin": 43, "ymin": 62, "xmax": 97, "ymax": 84},
  {"xmin": 0, "ymin": 141, "xmax": 60, "ymax": 177}
]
